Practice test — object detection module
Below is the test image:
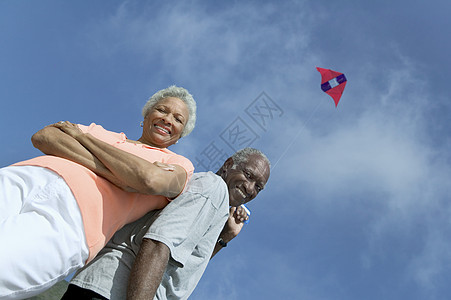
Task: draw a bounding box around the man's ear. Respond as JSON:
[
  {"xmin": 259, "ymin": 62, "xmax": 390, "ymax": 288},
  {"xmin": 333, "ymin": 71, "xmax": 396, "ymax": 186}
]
[{"xmin": 222, "ymin": 157, "xmax": 234, "ymax": 173}]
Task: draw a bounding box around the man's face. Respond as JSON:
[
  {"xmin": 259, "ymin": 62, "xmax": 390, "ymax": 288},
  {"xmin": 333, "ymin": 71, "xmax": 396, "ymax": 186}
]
[{"xmin": 223, "ymin": 154, "xmax": 270, "ymax": 207}]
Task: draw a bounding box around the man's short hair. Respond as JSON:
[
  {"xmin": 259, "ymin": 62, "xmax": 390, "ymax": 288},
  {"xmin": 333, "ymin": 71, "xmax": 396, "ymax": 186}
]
[{"xmin": 231, "ymin": 147, "xmax": 270, "ymax": 169}]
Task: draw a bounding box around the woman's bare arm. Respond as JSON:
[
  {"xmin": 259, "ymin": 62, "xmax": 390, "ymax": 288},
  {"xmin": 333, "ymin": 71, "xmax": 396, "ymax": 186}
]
[
  {"xmin": 32, "ymin": 124, "xmax": 125, "ymax": 188},
  {"xmin": 33, "ymin": 122, "xmax": 187, "ymax": 197}
]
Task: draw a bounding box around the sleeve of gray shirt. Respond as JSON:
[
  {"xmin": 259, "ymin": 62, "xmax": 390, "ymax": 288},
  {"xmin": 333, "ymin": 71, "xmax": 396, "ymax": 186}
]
[
  {"xmin": 150, "ymin": 171, "xmax": 230, "ymax": 299},
  {"xmin": 144, "ymin": 171, "xmax": 229, "ymax": 267}
]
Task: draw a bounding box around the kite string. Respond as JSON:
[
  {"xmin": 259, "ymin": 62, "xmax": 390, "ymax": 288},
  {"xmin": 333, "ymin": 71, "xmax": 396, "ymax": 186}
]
[{"xmin": 270, "ymin": 100, "xmax": 324, "ymax": 171}]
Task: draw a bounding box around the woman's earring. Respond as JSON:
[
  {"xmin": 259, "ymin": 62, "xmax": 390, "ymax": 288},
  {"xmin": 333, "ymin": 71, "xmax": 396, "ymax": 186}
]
[{"xmin": 140, "ymin": 121, "xmax": 144, "ymax": 127}]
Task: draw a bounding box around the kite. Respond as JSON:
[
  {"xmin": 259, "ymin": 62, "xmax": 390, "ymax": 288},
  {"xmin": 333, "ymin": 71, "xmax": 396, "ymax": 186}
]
[{"xmin": 316, "ymin": 67, "xmax": 347, "ymax": 107}]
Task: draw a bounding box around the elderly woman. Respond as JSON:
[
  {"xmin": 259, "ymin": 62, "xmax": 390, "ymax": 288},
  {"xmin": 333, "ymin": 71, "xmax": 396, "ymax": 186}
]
[{"xmin": 0, "ymin": 86, "xmax": 196, "ymax": 299}]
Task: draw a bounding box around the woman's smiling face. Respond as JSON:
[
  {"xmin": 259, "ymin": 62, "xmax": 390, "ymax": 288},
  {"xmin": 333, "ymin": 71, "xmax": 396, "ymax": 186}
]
[{"xmin": 140, "ymin": 97, "xmax": 189, "ymax": 148}]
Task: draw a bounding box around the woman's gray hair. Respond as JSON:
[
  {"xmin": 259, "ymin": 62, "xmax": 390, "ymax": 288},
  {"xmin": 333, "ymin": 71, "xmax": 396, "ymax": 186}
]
[
  {"xmin": 142, "ymin": 85, "xmax": 197, "ymax": 137},
  {"xmin": 231, "ymin": 147, "xmax": 271, "ymax": 169}
]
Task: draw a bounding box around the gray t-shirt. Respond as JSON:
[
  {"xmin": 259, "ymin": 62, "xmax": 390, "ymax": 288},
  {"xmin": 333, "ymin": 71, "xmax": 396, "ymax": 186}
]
[{"xmin": 70, "ymin": 172, "xmax": 229, "ymax": 300}]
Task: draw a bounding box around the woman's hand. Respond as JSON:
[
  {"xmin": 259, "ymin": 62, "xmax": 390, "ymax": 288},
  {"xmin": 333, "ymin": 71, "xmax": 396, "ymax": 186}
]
[
  {"xmin": 152, "ymin": 161, "xmax": 176, "ymax": 172},
  {"xmin": 50, "ymin": 121, "xmax": 84, "ymax": 139}
]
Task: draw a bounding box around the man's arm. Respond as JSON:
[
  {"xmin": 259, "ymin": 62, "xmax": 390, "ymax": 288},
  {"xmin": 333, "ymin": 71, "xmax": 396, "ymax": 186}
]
[
  {"xmin": 32, "ymin": 122, "xmax": 187, "ymax": 197},
  {"xmin": 127, "ymin": 174, "xmax": 225, "ymax": 298},
  {"xmin": 127, "ymin": 238, "xmax": 170, "ymax": 300},
  {"xmin": 211, "ymin": 206, "xmax": 248, "ymax": 258}
]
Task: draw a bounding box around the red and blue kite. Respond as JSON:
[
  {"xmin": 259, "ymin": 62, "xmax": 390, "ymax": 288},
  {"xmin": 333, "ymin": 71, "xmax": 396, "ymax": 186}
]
[{"xmin": 316, "ymin": 67, "xmax": 347, "ymax": 107}]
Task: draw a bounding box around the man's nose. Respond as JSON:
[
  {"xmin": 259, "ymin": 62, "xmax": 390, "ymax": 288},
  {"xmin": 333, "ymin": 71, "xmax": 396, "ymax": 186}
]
[{"xmin": 244, "ymin": 180, "xmax": 256, "ymax": 197}]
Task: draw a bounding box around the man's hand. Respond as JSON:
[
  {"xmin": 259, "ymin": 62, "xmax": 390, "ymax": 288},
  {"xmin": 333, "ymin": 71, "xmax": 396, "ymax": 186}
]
[
  {"xmin": 211, "ymin": 206, "xmax": 250, "ymax": 258},
  {"xmin": 234, "ymin": 205, "xmax": 250, "ymax": 223},
  {"xmin": 221, "ymin": 206, "xmax": 248, "ymax": 242}
]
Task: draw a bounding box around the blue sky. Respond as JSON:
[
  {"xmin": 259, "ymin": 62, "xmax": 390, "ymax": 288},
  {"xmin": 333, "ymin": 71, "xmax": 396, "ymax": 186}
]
[{"xmin": 1, "ymin": 1, "xmax": 451, "ymax": 299}]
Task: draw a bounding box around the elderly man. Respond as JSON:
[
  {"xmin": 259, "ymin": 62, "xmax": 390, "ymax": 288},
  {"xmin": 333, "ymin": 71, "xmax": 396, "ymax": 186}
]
[{"xmin": 61, "ymin": 147, "xmax": 270, "ymax": 300}]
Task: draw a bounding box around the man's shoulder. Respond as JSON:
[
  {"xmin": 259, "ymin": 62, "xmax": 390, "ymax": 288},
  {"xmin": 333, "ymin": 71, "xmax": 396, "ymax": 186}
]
[
  {"xmin": 187, "ymin": 171, "xmax": 227, "ymax": 190},
  {"xmin": 187, "ymin": 172, "xmax": 228, "ymax": 202},
  {"xmin": 190, "ymin": 171, "xmax": 220, "ymax": 181}
]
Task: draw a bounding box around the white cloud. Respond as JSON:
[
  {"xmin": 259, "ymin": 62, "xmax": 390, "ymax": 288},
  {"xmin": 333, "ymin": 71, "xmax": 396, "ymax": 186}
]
[{"xmin": 83, "ymin": 1, "xmax": 314, "ymax": 95}]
